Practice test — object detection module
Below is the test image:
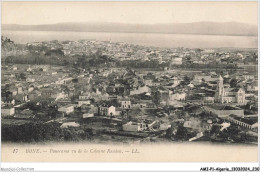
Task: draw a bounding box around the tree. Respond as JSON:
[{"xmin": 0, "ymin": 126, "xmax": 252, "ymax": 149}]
[
  {"xmin": 230, "ymin": 79, "xmax": 238, "ymax": 88},
  {"xmin": 152, "ymin": 90, "xmax": 161, "ymax": 107},
  {"xmin": 19, "ymin": 72, "xmax": 26, "ymax": 80},
  {"xmin": 120, "ymin": 111, "xmax": 125, "ymax": 119},
  {"xmin": 165, "ymin": 127, "xmax": 174, "ymax": 139},
  {"xmin": 175, "ymin": 125, "xmax": 188, "ymax": 140},
  {"xmin": 72, "ymin": 78, "xmax": 78, "ymax": 83},
  {"xmin": 183, "ymin": 75, "xmax": 191, "ymax": 84}
]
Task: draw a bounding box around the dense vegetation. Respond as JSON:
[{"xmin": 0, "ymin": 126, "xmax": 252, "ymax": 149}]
[
  {"xmin": 3, "ymin": 51, "xmax": 168, "ymax": 69},
  {"xmin": 177, "ymin": 63, "xmax": 238, "ymax": 70},
  {"xmin": 2, "ymin": 122, "xmax": 93, "ymax": 142},
  {"xmin": 116, "ymin": 60, "xmax": 168, "ymax": 69}
]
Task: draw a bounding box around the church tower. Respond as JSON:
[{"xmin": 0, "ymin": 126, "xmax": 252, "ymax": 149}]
[{"xmin": 215, "ymin": 75, "xmax": 224, "ymax": 102}]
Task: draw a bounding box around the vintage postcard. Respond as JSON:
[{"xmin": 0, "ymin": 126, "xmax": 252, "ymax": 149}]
[{"xmin": 1, "ymin": 1, "xmax": 258, "ymax": 166}]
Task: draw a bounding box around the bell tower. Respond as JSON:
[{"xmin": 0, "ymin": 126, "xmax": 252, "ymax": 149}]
[
  {"xmin": 215, "ymin": 75, "xmax": 223, "ymax": 102},
  {"xmin": 217, "ymin": 75, "xmax": 223, "ymax": 95}
]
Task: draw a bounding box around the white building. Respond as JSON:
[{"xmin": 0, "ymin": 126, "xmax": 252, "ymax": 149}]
[
  {"xmin": 171, "ymin": 57, "xmax": 182, "ymax": 65},
  {"xmin": 122, "ymin": 121, "xmax": 147, "ymax": 132},
  {"xmin": 203, "ymin": 96, "xmax": 215, "ymax": 103},
  {"xmin": 78, "ymin": 100, "xmax": 91, "ymax": 107},
  {"xmin": 243, "ymin": 75, "xmax": 255, "ymax": 81},
  {"xmin": 55, "ymin": 77, "xmax": 73, "ymax": 85},
  {"xmin": 169, "ymin": 92, "xmax": 186, "ymax": 101},
  {"xmin": 2, "ymin": 107, "xmax": 15, "ymax": 117},
  {"xmin": 193, "ymin": 75, "xmax": 217, "ymax": 85},
  {"xmin": 58, "ymin": 105, "xmax": 74, "ymax": 114},
  {"xmin": 28, "ymin": 86, "xmax": 34, "ymax": 93},
  {"xmin": 79, "ymin": 95, "xmax": 89, "ymax": 100},
  {"xmin": 99, "ymin": 105, "xmax": 116, "ymax": 116},
  {"xmin": 119, "ymin": 98, "xmax": 131, "ymax": 109},
  {"xmin": 83, "ymin": 113, "xmax": 94, "ymax": 118},
  {"xmin": 130, "ymin": 86, "xmax": 151, "ymax": 95},
  {"xmin": 27, "ymin": 67, "xmax": 32, "ymax": 72},
  {"xmin": 26, "ymin": 78, "xmax": 35, "ymax": 83},
  {"xmin": 60, "ymin": 122, "xmax": 80, "ymax": 128},
  {"xmin": 52, "ymin": 92, "xmax": 66, "ymax": 101},
  {"xmin": 12, "ymin": 66, "xmax": 17, "ymax": 71},
  {"xmin": 227, "ymin": 116, "xmax": 258, "ymax": 132}
]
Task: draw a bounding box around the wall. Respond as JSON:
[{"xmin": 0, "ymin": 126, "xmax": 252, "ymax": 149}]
[
  {"xmin": 204, "ymin": 106, "xmax": 244, "ymax": 118},
  {"xmin": 2, "ymin": 108, "xmax": 15, "ymax": 117},
  {"xmin": 122, "ymin": 124, "xmax": 140, "ymax": 131}
]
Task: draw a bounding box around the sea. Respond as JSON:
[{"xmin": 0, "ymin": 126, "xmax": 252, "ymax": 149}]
[{"xmin": 2, "ymin": 31, "xmax": 258, "ymax": 49}]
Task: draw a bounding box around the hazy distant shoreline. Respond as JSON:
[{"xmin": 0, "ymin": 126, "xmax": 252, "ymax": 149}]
[
  {"xmin": 2, "ymin": 21, "xmax": 258, "ymax": 37},
  {"xmin": 2, "ymin": 30, "xmax": 257, "ymax": 49},
  {"xmin": 2, "ymin": 29, "xmax": 258, "ymax": 37}
]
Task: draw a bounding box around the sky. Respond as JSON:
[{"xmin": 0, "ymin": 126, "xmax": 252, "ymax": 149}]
[{"xmin": 2, "ymin": 1, "xmax": 258, "ymax": 25}]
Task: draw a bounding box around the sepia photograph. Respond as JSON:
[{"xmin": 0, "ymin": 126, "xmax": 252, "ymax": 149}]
[{"xmin": 1, "ymin": 0, "xmax": 258, "ymax": 168}]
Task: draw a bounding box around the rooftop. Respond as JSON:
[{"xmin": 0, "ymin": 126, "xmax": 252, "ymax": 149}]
[
  {"xmin": 61, "ymin": 104, "xmax": 74, "ymax": 108},
  {"xmin": 229, "ymin": 115, "xmax": 258, "ymax": 125},
  {"xmin": 206, "ymin": 105, "xmax": 241, "ymax": 111}
]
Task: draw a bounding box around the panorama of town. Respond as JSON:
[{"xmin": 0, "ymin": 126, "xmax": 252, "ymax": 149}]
[{"xmin": 1, "ymin": 37, "xmax": 258, "ymax": 144}]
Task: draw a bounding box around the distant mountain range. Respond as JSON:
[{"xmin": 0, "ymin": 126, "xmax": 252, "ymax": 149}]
[{"xmin": 2, "ymin": 22, "xmax": 257, "ymax": 36}]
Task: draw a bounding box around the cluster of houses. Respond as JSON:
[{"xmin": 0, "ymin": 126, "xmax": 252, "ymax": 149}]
[
  {"xmin": 1, "ymin": 39, "xmax": 258, "ymax": 140},
  {"xmin": 1, "ymin": 61, "xmax": 258, "ymax": 136},
  {"xmin": 25, "ymin": 39, "xmax": 257, "ymax": 68}
]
